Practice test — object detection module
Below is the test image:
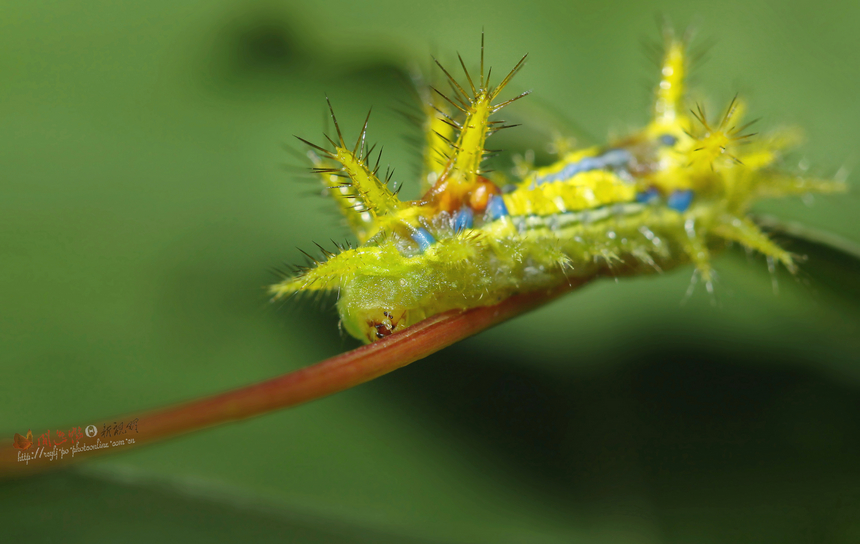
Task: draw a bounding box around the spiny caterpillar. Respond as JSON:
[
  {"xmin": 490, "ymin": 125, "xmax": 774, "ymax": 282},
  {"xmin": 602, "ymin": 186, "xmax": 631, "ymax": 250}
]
[{"xmin": 271, "ymin": 30, "xmax": 845, "ymax": 343}]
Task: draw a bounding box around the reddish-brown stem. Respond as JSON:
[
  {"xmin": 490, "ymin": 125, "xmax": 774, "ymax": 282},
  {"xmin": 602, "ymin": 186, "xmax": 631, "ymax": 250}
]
[{"xmin": 0, "ymin": 279, "xmax": 587, "ymax": 478}]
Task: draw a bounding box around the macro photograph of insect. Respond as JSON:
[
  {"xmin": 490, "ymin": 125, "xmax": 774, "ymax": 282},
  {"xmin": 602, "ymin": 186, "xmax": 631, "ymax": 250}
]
[{"xmin": 2, "ymin": 0, "xmax": 859, "ymax": 543}]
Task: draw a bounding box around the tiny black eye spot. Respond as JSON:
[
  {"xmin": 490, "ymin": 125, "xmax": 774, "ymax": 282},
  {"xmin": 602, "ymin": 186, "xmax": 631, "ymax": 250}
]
[{"xmin": 659, "ymin": 134, "xmax": 678, "ymax": 147}]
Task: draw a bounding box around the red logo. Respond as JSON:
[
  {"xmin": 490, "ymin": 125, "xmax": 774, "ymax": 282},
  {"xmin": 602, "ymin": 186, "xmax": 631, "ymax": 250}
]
[{"xmin": 13, "ymin": 430, "xmax": 33, "ymax": 451}]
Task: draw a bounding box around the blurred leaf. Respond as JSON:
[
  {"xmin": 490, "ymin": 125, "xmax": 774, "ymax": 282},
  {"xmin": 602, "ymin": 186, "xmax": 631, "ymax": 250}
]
[
  {"xmin": 0, "ymin": 467, "xmax": 440, "ymax": 544},
  {"xmin": 2, "ymin": 1, "xmax": 859, "ymax": 543}
]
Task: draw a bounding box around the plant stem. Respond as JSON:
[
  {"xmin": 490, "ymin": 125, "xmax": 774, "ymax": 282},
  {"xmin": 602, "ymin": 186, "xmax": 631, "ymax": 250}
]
[{"xmin": 0, "ymin": 278, "xmax": 587, "ymax": 478}]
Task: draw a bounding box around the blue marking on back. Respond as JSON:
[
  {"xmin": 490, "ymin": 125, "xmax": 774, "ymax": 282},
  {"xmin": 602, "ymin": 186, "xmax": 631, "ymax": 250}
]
[
  {"xmin": 412, "ymin": 227, "xmax": 436, "ymax": 252},
  {"xmin": 534, "ymin": 148, "xmax": 632, "ymax": 186},
  {"xmin": 659, "ymin": 134, "xmax": 678, "ymax": 147},
  {"xmin": 600, "ymin": 149, "xmax": 633, "ymax": 168},
  {"xmin": 636, "ymin": 187, "xmax": 661, "ymax": 204},
  {"xmin": 667, "ymin": 190, "xmax": 694, "ymax": 212},
  {"xmin": 486, "ymin": 195, "xmax": 509, "ymax": 220},
  {"xmin": 454, "ymin": 207, "xmax": 474, "ymax": 231}
]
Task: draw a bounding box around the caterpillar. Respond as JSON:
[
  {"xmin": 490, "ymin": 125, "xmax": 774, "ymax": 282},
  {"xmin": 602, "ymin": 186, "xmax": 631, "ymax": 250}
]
[{"xmin": 270, "ymin": 30, "xmax": 846, "ymax": 344}]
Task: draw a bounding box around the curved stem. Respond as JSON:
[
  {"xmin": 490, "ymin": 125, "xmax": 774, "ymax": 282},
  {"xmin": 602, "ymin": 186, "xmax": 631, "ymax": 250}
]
[{"xmin": 0, "ymin": 279, "xmax": 587, "ymax": 477}]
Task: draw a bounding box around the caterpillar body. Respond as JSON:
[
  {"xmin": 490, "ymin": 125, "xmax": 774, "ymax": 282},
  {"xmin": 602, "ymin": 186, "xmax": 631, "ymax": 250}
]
[{"xmin": 271, "ymin": 31, "xmax": 845, "ymax": 343}]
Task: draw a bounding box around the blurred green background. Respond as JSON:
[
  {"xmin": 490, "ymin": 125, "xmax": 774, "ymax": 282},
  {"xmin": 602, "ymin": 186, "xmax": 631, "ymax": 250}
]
[{"xmin": 2, "ymin": 0, "xmax": 859, "ymax": 542}]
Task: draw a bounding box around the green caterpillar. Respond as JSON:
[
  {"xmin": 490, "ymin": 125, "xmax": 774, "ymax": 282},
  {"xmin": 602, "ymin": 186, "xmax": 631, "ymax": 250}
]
[{"xmin": 271, "ymin": 31, "xmax": 845, "ymax": 343}]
